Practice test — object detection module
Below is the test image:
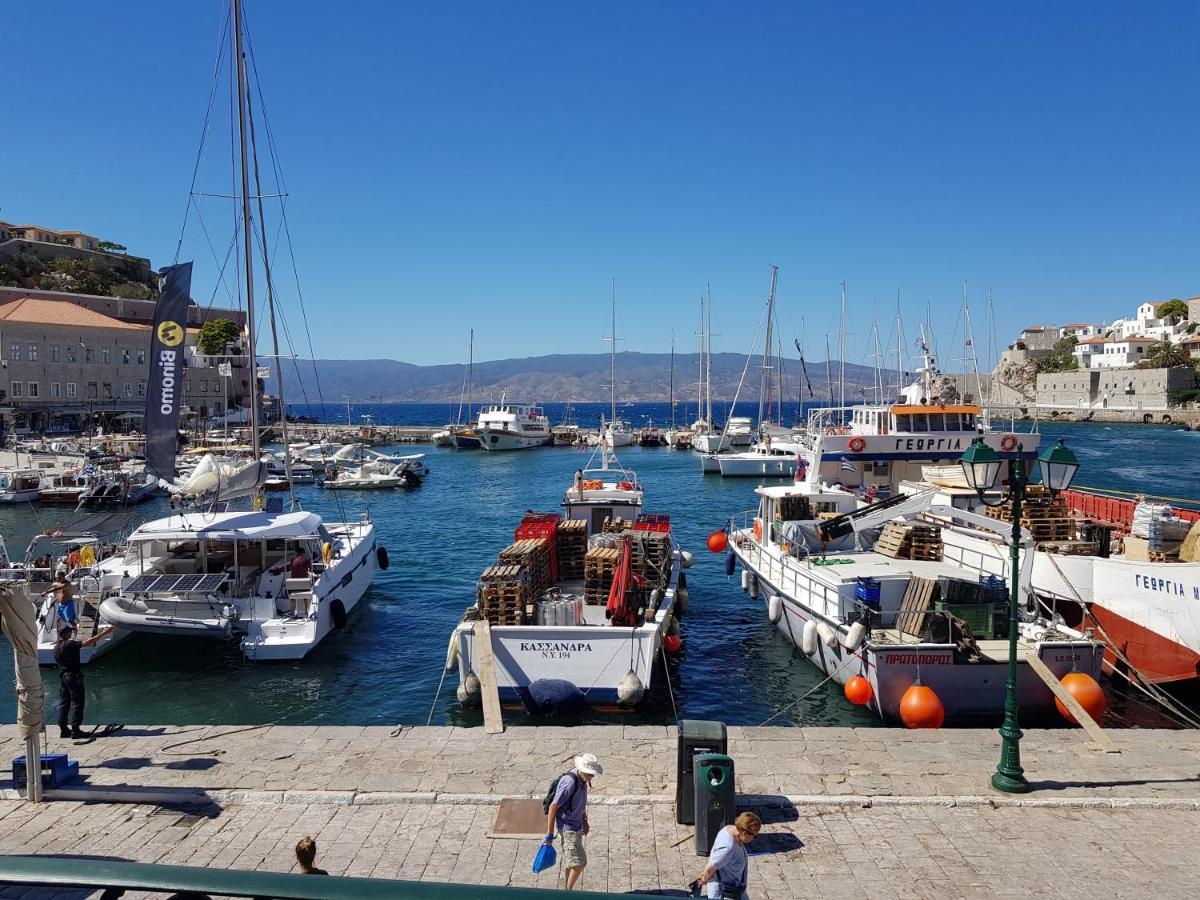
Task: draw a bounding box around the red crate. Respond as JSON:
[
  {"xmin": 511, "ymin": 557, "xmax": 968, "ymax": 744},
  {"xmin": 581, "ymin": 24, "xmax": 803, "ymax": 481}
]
[
  {"xmin": 516, "ymin": 515, "xmax": 559, "ymax": 583},
  {"xmin": 634, "ymin": 513, "xmax": 671, "ymax": 534}
]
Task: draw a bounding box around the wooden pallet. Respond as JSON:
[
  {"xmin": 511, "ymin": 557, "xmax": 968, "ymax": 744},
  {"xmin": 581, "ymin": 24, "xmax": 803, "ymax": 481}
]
[
  {"xmin": 875, "ymin": 521, "xmax": 944, "ymax": 561},
  {"xmin": 584, "ymin": 546, "xmax": 620, "ymax": 605},
  {"xmin": 556, "ymin": 519, "xmax": 589, "ymax": 579},
  {"xmin": 895, "ymin": 576, "xmax": 940, "ymax": 639}
]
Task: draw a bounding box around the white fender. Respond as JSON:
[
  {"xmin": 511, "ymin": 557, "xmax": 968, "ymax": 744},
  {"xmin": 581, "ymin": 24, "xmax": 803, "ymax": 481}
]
[
  {"xmin": 740, "ymin": 570, "xmax": 750, "ymax": 592},
  {"xmin": 817, "ymin": 621, "xmax": 838, "ymax": 648},
  {"xmin": 768, "ymin": 593, "xmax": 783, "ymax": 624},
  {"xmin": 679, "ymin": 550, "xmax": 694, "ymax": 569},
  {"xmin": 675, "ymin": 588, "xmax": 690, "ymax": 614},
  {"xmin": 842, "ymin": 620, "xmax": 867, "ymax": 651},
  {"xmin": 801, "ymin": 620, "xmax": 818, "ymax": 655},
  {"xmin": 617, "ymin": 669, "xmax": 645, "ymax": 705},
  {"xmin": 445, "ymin": 633, "xmax": 460, "ymax": 671},
  {"xmin": 456, "ymin": 673, "xmax": 481, "ymax": 706}
]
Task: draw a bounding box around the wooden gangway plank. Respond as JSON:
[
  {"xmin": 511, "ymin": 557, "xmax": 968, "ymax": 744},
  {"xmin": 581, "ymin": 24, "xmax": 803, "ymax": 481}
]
[
  {"xmin": 473, "ymin": 619, "xmax": 505, "ymax": 734},
  {"xmin": 1025, "ymin": 654, "xmax": 1118, "ymax": 753}
]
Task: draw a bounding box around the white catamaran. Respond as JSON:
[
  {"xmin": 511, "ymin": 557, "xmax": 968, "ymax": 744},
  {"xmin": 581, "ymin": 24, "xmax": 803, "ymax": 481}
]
[{"xmin": 98, "ymin": 0, "xmax": 384, "ymax": 661}]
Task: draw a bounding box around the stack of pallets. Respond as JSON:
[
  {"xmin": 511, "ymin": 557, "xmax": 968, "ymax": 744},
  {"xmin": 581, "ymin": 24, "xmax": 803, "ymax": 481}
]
[
  {"xmin": 631, "ymin": 531, "xmax": 672, "ymax": 581},
  {"xmin": 477, "ymin": 564, "xmax": 532, "ymax": 625},
  {"xmin": 984, "ymin": 486, "xmax": 1075, "ymax": 541},
  {"xmin": 556, "ymin": 519, "xmax": 588, "ymax": 580},
  {"xmin": 603, "ymin": 516, "xmax": 634, "ymax": 534},
  {"xmin": 584, "ymin": 547, "xmax": 620, "ymax": 605},
  {"xmin": 894, "ymin": 576, "xmax": 941, "ymax": 639},
  {"xmin": 499, "ymin": 539, "xmax": 552, "ymax": 594},
  {"xmin": 874, "ymin": 521, "xmax": 944, "ymax": 561}
]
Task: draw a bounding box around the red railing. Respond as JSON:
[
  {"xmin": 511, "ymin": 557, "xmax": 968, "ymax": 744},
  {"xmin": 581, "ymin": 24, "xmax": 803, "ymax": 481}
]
[{"xmin": 1062, "ymin": 489, "xmax": 1200, "ymax": 533}]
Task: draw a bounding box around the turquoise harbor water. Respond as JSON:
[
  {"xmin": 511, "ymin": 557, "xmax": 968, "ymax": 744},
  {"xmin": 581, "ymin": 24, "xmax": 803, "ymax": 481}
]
[{"xmin": 2, "ymin": 404, "xmax": 1199, "ymax": 729}]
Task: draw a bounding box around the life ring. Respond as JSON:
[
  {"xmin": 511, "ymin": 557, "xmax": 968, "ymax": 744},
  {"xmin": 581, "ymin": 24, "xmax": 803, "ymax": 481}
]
[
  {"xmin": 376, "ymin": 546, "xmax": 390, "ymax": 570},
  {"xmin": 330, "ymin": 598, "xmax": 347, "ymax": 629},
  {"xmin": 753, "ymin": 518, "xmax": 763, "ymax": 541},
  {"xmin": 848, "ymin": 436, "xmax": 866, "ymax": 453},
  {"xmin": 322, "ymin": 541, "xmax": 334, "ymax": 564},
  {"xmin": 1000, "ymin": 435, "xmax": 1018, "ymax": 452}
]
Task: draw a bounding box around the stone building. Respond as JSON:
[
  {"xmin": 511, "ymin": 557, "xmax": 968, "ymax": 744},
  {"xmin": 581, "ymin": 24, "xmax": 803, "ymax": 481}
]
[
  {"xmin": 0, "ymin": 297, "xmax": 251, "ymax": 436},
  {"xmin": 1036, "ymin": 366, "xmax": 1196, "ymax": 412}
]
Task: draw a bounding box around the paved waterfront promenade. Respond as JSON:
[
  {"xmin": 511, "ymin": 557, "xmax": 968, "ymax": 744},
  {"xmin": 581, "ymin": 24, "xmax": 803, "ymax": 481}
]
[{"xmin": 2, "ymin": 724, "xmax": 1199, "ymax": 897}]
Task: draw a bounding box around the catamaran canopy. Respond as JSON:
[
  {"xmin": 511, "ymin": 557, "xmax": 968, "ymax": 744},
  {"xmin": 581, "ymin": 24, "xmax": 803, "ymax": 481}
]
[{"xmin": 128, "ymin": 510, "xmax": 325, "ymax": 543}]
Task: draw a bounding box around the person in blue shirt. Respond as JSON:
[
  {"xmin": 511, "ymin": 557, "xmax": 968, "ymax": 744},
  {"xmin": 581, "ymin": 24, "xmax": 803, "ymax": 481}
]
[
  {"xmin": 693, "ymin": 811, "xmax": 762, "ymax": 899},
  {"xmin": 543, "ymin": 752, "xmax": 602, "ymax": 890}
]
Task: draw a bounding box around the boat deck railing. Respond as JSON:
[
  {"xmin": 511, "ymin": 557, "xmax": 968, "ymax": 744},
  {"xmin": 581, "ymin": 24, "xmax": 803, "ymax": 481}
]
[{"xmin": 0, "ymin": 854, "xmax": 614, "ymax": 899}]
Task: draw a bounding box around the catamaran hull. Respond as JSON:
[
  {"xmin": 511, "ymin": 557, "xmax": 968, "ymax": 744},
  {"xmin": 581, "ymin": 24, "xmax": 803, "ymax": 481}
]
[
  {"xmin": 730, "ymin": 532, "xmax": 1103, "ymax": 723},
  {"xmin": 478, "ymin": 427, "xmax": 552, "ymax": 451},
  {"xmin": 36, "ymin": 628, "xmax": 133, "ymax": 666}
]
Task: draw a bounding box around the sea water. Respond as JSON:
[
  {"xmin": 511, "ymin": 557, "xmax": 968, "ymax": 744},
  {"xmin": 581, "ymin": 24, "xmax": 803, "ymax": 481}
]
[{"xmin": 1, "ymin": 406, "xmax": 1197, "ymax": 728}]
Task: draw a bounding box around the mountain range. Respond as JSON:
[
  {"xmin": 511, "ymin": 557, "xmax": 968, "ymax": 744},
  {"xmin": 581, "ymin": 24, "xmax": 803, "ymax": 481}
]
[{"xmin": 276, "ymin": 351, "xmax": 900, "ymax": 404}]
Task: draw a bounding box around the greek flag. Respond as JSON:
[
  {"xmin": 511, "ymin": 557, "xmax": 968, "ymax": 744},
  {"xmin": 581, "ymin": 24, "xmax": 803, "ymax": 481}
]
[{"xmin": 840, "ymin": 457, "xmax": 857, "ymax": 472}]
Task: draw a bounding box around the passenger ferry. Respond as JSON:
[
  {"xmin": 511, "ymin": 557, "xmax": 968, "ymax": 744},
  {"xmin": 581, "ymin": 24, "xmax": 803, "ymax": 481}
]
[{"xmin": 476, "ymin": 401, "xmax": 552, "ymax": 451}]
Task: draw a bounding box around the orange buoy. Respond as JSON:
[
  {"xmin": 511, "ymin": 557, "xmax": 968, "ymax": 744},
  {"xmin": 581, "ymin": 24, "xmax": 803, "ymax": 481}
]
[
  {"xmin": 1055, "ymin": 672, "xmax": 1106, "ymax": 724},
  {"xmin": 844, "ymin": 675, "xmax": 873, "ymax": 706},
  {"xmin": 899, "ymin": 681, "xmax": 945, "ymax": 729},
  {"xmin": 663, "ymin": 634, "xmax": 682, "ymax": 654},
  {"xmin": 706, "ymin": 530, "xmax": 729, "ymax": 553}
]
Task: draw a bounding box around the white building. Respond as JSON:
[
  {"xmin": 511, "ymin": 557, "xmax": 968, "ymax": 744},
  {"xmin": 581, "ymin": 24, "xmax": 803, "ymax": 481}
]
[
  {"xmin": 1121, "ymin": 301, "xmax": 1188, "ymax": 343},
  {"xmin": 1060, "ymin": 322, "xmax": 1103, "ymax": 340},
  {"xmin": 1072, "ymin": 336, "xmax": 1158, "ymax": 369}
]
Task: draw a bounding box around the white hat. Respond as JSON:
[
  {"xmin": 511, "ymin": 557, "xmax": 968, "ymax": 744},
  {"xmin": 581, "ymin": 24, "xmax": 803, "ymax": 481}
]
[{"xmin": 575, "ymin": 753, "xmax": 603, "ymax": 776}]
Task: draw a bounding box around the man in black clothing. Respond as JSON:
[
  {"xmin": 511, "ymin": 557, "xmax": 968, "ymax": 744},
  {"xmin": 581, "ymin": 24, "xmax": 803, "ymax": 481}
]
[{"xmin": 54, "ymin": 624, "xmax": 113, "ymax": 738}]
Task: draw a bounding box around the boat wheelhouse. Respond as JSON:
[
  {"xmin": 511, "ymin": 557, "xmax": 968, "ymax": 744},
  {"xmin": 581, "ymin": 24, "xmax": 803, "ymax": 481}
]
[{"xmin": 476, "ymin": 402, "xmax": 552, "ymax": 451}]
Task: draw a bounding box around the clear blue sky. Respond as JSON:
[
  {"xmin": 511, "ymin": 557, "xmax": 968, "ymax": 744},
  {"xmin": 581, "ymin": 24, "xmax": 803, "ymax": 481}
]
[{"xmin": 4, "ymin": 1, "xmax": 1197, "ymax": 368}]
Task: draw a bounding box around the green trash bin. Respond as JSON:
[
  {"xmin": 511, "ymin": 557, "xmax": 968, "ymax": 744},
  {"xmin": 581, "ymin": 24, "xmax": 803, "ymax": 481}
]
[
  {"xmin": 692, "ymin": 753, "xmax": 736, "ymax": 856},
  {"xmin": 676, "ymin": 719, "xmax": 728, "ymax": 825}
]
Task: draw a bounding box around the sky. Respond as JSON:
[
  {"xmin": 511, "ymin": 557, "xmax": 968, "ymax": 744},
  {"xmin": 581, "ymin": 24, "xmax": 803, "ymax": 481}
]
[{"xmin": 3, "ymin": 1, "xmax": 1198, "ymax": 369}]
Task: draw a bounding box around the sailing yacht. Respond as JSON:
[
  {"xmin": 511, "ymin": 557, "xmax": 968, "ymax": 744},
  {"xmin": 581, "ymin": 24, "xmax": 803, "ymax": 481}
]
[
  {"xmin": 602, "ymin": 282, "xmax": 636, "ymax": 449},
  {"xmin": 433, "ymin": 330, "xmax": 478, "ymax": 447},
  {"xmin": 98, "ymin": 0, "xmax": 384, "ymax": 661},
  {"xmin": 692, "ymin": 286, "xmax": 753, "ymax": 454}
]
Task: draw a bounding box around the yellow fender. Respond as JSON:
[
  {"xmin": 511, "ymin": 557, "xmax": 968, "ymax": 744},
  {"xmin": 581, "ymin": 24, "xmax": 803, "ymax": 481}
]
[{"xmin": 322, "ymin": 541, "xmax": 334, "ymax": 564}]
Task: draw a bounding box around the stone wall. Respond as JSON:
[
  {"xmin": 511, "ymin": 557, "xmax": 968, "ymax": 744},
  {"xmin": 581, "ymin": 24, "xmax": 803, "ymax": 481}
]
[{"xmin": 1035, "ymin": 366, "xmax": 1196, "ymax": 413}]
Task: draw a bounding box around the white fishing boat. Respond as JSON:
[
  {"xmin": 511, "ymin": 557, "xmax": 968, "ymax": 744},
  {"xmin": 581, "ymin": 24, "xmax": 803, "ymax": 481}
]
[
  {"xmin": 727, "ymin": 487, "xmax": 1103, "ymax": 723},
  {"xmin": 0, "ymin": 470, "xmax": 47, "ymax": 503},
  {"xmin": 449, "ymin": 446, "xmax": 689, "ymax": 711},
  {"xmin": 99, "ymin": 510, "xmax": 382, "ymax": 660},
  {"xmin": 715, "ymin": 441, "xmax": 804, "ymax": 478},
  {"xmin": 321, "ymin": 457, "xmax": 426, "ymax": 490},
  {"xmin": 602, "ymin": 418, "xmax": 636, "ymax": 448},
  {"xmin": 477, "ymin": 401, "xmax": 552, "ymax": 451}
]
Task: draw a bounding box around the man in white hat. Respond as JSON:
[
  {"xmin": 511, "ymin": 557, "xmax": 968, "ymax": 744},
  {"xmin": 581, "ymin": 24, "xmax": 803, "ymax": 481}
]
[{"xmin": 544, "ymin": 752, "xmax": 603, "ymax": 890}]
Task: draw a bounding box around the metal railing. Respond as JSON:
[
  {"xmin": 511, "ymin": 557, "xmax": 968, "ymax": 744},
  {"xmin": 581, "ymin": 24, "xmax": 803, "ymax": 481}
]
[{"xmin": 0, "ymin": 855, "xmax": 615, "ymax": 898}]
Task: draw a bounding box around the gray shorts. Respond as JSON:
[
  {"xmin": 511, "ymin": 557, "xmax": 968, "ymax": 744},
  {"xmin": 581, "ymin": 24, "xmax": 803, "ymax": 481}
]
[{"xmin": 561, "ymin": 829, "xmax": 587, "ymax": 868}]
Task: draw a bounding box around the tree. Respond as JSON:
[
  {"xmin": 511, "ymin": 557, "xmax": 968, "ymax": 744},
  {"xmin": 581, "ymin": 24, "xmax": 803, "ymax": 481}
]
[
  {"xmin": 1157, "ymin": 299, "xmax": 1190, "ymax": 323},
  {"xmin": 198, "ymin": 318, "xmax": 242, "ymax": 355},
  {"xmin": 97, "ymin": 241, "xmax": 128, "ymax": 254},
  {"xmin": 1137, "ymin": 341, "xmax": 1191, "ymax": 369},
  {"xmin": 1034, "ymin": 335, "xmax": 1079, "ymax": 374}
]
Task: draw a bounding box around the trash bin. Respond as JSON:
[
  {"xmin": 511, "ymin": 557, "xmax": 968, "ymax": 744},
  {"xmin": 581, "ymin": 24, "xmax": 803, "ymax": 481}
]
[
  {"xmin": 693, "ymin": 753, "xmax": 736, "ymax": 856},
  {"xmin": 676, "ymin": 719, "xmax": 727, "ymax": 825}
]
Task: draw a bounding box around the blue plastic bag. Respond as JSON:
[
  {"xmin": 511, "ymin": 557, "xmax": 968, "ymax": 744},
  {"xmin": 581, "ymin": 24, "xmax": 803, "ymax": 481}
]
[{"xmin": 531, "ymin": 841, "xmax": 557, "ymax": 874}]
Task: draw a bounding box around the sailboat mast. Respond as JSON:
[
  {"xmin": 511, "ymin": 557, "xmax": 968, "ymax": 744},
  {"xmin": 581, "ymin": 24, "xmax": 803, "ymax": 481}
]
[
  {"xmin": 963, "ymin": 280, "xmax": 984, "ymax": 406},
  {"xmin": 895, "ymin": 291, "xmax": 904, "ymax": 400},
  {"xmin": 669, "ymin": 330, "xmax": 675, "ymax": 429},
  {"xmin": 468, "ymin": 328, "xmax": 474, "ymax": 419},
  {"xmin": 610, "ymin": 279, "xmax": 617, "ymax": 423},
  {"xmin": 838, "ymin": 281, "xmax": 846, "ymax": 416},
  {"xmin": 697, "ymin": 298, "xmax": 704, "ymax": 426},
  {"xmin": 759, "ymin": 265, "xmax": 777, "ymax": 427},
  {"xmin": 233, "ymin": 0, "xmax": 259, "ymax": 459},
  {"xmin": 705, "ymin": 284, "xmax": 713, "ymax": 426}
]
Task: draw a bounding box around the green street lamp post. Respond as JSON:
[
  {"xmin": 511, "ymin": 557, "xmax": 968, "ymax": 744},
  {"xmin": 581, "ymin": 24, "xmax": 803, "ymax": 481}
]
[{"xmin": 959, "ymin": 436, "xmax": 1080, "ymax": 793}]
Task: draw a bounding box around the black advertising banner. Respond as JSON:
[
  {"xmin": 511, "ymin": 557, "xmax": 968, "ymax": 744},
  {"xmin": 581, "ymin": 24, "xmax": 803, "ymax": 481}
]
[{"xmin": 144, "ymin": 261, "xmax": 193, "ymax": 482}]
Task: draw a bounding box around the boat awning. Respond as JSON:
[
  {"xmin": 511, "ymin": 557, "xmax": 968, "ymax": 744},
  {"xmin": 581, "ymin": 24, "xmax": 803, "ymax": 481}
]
[{"xmin": 129, "ymin": 510, "xmax": 324, "ymax": 542}]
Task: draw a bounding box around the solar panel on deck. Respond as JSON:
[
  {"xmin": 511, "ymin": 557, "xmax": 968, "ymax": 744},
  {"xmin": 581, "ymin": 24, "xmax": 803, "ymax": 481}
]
[
  {"xmin": 123, "ymin": 574, "xmax": 160, "ymax": 593},
  {"xmin": 150, "ymin": 575, "xmax": 184, "ymax": 593},
  {"xmin": 195, "ymin": 574, "xmax": 227, "ymax": 592},
  {"xmin": 173, "ymin": 575, "xmax": 206, "ymax": 592}
]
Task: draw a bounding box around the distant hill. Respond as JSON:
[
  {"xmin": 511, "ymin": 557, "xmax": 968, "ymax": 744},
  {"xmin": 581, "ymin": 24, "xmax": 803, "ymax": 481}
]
[{"xmin": 277, "ymin": 351, "xmax": 899, "ymax": 404}]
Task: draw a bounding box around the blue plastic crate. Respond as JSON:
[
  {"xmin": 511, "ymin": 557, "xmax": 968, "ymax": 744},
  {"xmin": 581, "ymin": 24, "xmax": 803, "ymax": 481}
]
[
  {"xmin": 854, "ymin": 576, "xmax": 881, "ymax": 610},
  {"xmin": 13, "ymin": 753, "xmax": 79, "ymax": 789}
]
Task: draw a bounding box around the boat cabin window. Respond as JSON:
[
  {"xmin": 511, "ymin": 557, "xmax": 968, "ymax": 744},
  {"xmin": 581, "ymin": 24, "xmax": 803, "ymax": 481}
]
[
  {"xmin": 894, "ymin": 414, "xmax": 910, "ymax": 432},
  {"xmin": 912, "ymin": 415, "xmax": 929, "ymax": 433},
  {"xmin": 926, "ymin": 413, "xmax": 944, "ymax": 431},
  {"xmin": 962, "ymin": 412, "xmax": 977, "ymax": 430}
]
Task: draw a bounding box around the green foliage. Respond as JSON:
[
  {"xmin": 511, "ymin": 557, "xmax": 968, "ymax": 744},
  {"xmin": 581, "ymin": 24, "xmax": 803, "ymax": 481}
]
[
  {"xmin": 197, "ymin": 318, "xmax": 242, "ymax": 355},
  {"xmin": 1157, "ymin": 299, "xmax": 1190, "ymax": 322},
  {"xmin": 1136, "ymin": 341, "xmax": 1191, "ymax": 369},
  {"xmin": 1034, "ymin": 335, "xmax": 1079, "ymax": 374},
  {"xmin": 1170, "ymin": 388, "xmax": 1200, "ymax": 405},
  {"xmin": 0, "ymin": 250, "xmax": 156, "ymax": 297},
  {"xmin": 97, "ymin": 240, "xmax": 128, "ymax": 254}
]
